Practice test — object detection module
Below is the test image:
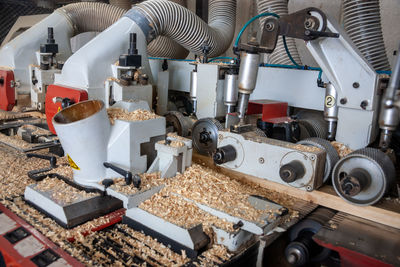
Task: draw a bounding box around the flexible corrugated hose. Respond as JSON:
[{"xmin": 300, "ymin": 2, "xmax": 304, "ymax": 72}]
[
  {"xmin": 256, "ymin": 0, "xmax": 302, "ymax": 65},
  {"xmin": 58, "ymin": 1, "xmax": 190, "ymax": 59},
  {"xmin": 146, "ymin": 0, "xmax": 189, "ymax": 59},
  {"xmin": 342, "ymin": 0, "xmax": 390, "ymax": 71},
  {"xmin": 109, "ymin": 0, "xmax": 132, "ymax": 10},
  {"xmin": 126, "ymin": 0, "xmax": 236, "ymax": 58},
  {"xmin": 57, "ymin": 2, "xmax": 127, "ymax": 34}
]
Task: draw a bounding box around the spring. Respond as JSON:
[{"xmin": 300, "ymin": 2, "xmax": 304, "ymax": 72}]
[{"xmin": 342, "ymin": 0, "xmax": 390, "ymax": 71}]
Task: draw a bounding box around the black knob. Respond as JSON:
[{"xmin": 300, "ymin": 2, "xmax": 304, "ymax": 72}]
[
  {"xmin": 280, "ymin": 161, "xmax": 305, "ymax": 183},
  {"xmin": 128, "ymin": 33, "xmax": 138, "ymax": 55},
  {"xmin": 213, "ymin": 145, "xmax": 236, "ymax": 165},
  {"xmin": 47, "ymin": 27, "xmax": 55, "ymax": 44},
  {"xmin": 102, "ymin": 179, "xmax": 114, "ymax": 188},
  {"xmin": 133, "ymin": 174, "xmax": 141, "ymax": 188}
]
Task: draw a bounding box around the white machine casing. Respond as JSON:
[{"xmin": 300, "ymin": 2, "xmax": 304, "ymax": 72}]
[{"xmin": 53, "ymin": 100, "xmax": 165, "ymax": 190}]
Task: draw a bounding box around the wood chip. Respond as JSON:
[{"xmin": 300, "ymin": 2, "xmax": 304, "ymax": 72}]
[
  {"xmin": 0, "ymin": 133, "xmax": 35, "ymax": 149},
  {"xmin": 108, "ymin": 172, "xmax": 165, "ymax": 195},
  {"xmin": 331, "ymin": 141, "xmax": 353, "ymax": 158},
  {"xmin": 35, "ymin": 177, "xmax": 99, "ymax": 205},
  {"xmin": 158, "ymin": 139, "xmax": 185, "ymax": 147},
  {"xmin": 107, "ymin": 108, "xmax": 159, "ymax": 125}
]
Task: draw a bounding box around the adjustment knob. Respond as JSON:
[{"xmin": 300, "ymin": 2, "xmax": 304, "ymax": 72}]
[{"xmin": 280, "ymin": 161, "xmax": 305, "ymax": 183}]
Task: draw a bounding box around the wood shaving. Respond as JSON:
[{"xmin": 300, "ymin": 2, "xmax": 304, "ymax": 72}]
[
  {"xmin": 20, "ymin": 124, "xmax": 53, "ymax": 136},
  {"xmin": 109, "ymin": 172, "xmax": 165, "ymax": 195},
  {"xmin": 0, "ymin": 144, "xmax": 49, "ymax": 199},
  {"xmin": 291, "ymin": 143, "xmax": 321, "ymax": 153},
  {"xmin": 107, "ymin": 108, "xmax": 159, "ymax": 125},
  {"xmin": 0, "ymin": 111, "xmax": 30, "ymax": 120},
  {"xmin": 198, "ymin": 244, "xmax": 233, "ymax": 265},
  {"xmin": 152, "ymin": 164, "xmax": 291, "ymax": 224},
  {"xmin": 331, "ymin": 141, "xmax": 353, "ymax": 158},
  {"xmin": 158, "ymin": 139, "xmax": 185, "ymax": 147},
  {"xmin": 34, "ymin": 177, "xmax": 99, "ymax": 205},
  {"xmin": 0, "ymin": 133, "xmax": 35, "ymax": 149},
  {"xmin": 140, "ymin": 192, "xmax": 235, "ymax": 232},
  {"xmin": 167, "ymin": 132, "xmax": 187, "ymax": 141},
  {"xmin": 1, "ymin": 197, "xmax": 189, "ymax": 267}
]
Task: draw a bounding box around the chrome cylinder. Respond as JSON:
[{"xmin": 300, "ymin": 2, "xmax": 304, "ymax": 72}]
[
  {"xmin": 324, "ymin": 83, "xmax": 338, "ymax": 140},
  {"xmin": 224, "ymin": 73, "xmax": 238, "ymax": 112},
  {"xmin": 237, "ymin": 93, "xmax": 250, "ymax": 120},
  {"xmin": 190, "ymin": 70, "xmax": 198, "ymax": 113},
  {"xmin": 379, "ymin": 43, "xmax": 400, "ymax": 149},
  {"xmin": 238, "ymin": 51, "xmax": 260, "ymax": 95}
]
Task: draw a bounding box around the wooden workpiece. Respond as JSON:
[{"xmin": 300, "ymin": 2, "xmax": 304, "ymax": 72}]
[{"xmin": 193, "ymin": 152, "xmax": 400, "ymax": 230}]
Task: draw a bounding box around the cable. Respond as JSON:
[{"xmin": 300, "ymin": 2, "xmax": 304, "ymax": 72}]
[
  {"xmin": 282, "ymin": 35, "xmax": 301, "ymax": 67},
  {"xmin": 148, "ymin": 57, "xmax": 195, "ymax": 62},
  {"xmin": 208, "ymin": 56, "xmax": 237, "ymax": 62},
  {"xmin": 234, "ymin": 12, "xmax": 280, "ymax": 47}
]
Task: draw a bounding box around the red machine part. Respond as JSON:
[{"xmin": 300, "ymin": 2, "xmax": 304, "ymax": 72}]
[
  {"xmin": 45, "ymin": 84, "xmax": 88, "ymax": 134},
  {"xmin": 313, "ymin": 212, "xmax": 399, "ymax": 267},
  {"xmin": 0, "ymin": 203, "xmax": 84, "ymax": 267},
  {"xmin": 314, "ymin": 239, "xmax": 393, "ymax": 267},
  {"xmin": 0, "ymin": 68, "xmax": 16, "ymax": 111},
  {"xmin": 247, "ymin": 100, "xmax": 288, "ymax": 122}
]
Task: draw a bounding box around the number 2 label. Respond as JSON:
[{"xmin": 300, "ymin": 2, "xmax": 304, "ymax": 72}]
[{"xmin": 325, "ymin": 95, "xmax": 335, "ymax": 108}]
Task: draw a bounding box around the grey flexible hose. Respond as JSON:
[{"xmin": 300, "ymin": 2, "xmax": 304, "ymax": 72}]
[
  {"xmin": 57, "ymin": 2, "xmax": 127, "ymax": 34},
  {"xmin": 256, "ymin": 0, "xmax": 302, "ymax": 65},
  {"xmin": 110, "ymin": 0, "xmax": 189, "ymax": 59},
  {"xmin": 126, "ymin": 0, "xmax": 236, "ymax": 57},
  {"xmin": 147, "ymin": 36, "xmax": 189, "ymax": 58},
  {"xmin": 109, "ymin": 0, "xmax": 132, "ymax": 10},
  {"xmin": 146, "ymin": 0, "xmax": 189, "ymax": 59},
  {"xmin": 59, "ymin": 1, "xmax": 189, "ymax": 59},
  {"xmin": 342, "ymin": 0, "xmax": 390, "ymax": 71}
]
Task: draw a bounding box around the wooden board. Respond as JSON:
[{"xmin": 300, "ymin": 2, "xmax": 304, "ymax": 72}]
[{"xmin": 193, "ymin": 153, "xmax": 400, "ymax": 230}]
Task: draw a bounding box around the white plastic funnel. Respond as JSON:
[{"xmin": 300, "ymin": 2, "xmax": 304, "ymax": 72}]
[{"xmin": 53, "ymin": 100, "xmax": 110, "ymax": 188}]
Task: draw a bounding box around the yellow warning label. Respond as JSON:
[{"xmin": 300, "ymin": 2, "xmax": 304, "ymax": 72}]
[
  {"xmin": 67, "ymin": 154, "xmax": 80, "ymax": 170},
  {"xmin": 57, "ymin": 106, "xmax": 61, "ymax": 113}
]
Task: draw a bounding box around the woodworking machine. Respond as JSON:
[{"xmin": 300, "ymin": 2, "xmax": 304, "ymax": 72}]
[{"xmin": 0, "ymin": 0, "xmax": 399, "ymax": 266}]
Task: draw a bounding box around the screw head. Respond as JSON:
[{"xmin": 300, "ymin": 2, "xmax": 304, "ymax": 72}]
[
  {"xmin": 360, "ymin": 100, "xmax": 368, "ymax": 109},
  {"xmin": 353, "ymin": 82, "xmax": 360, "ymax": 88},
  {"xmin": 258, "ymin": 157, "xmax": 265, "ymax": 164},
  {"xmin": 304, "ymin": 18, "xmax": 315, "ymax": 29},
  {"xmin": 265, "ymin": 22, "xmax": 275, "ymax": 31},
  {"xmin": 306, "ymin": 185, "xmax": 312, "ymax": 191},
  {"xmin": 340, "ymin": 98, "xmax": 347, "ymax": 105}
]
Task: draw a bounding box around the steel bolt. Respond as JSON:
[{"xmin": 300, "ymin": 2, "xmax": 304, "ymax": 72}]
[
  {"xmin": 353, "ymin": 82, "xmax": 360, "ymax": 88},
  {"xmin": 340, "ymin": 98, "xmax": 347, "ymax": 105},
  {"xmin": 360, "ymin": 100, "xmax": 368, "ymax": 109},
  {"xmin": 265, "ymin": 22, "xmax": 275, "ymax": 31},
  {"xmin": 258, "ymin": 157, "xmax": 265, "ymax": 164},
  {"xmin": 304, "ymin": 18, "xmax": 315, "ymax": 29}
]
